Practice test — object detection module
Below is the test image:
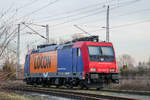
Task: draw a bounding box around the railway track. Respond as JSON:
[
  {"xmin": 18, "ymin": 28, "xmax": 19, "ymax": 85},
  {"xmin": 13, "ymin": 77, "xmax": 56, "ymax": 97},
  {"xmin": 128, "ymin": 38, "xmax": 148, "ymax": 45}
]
[
  {"xmin": 22, "ymin": 84, "xmax": 150, "ymax": 96},
  {"xmin": 8, "ymin": 86, "xmax": 138, "ymax": 100}
]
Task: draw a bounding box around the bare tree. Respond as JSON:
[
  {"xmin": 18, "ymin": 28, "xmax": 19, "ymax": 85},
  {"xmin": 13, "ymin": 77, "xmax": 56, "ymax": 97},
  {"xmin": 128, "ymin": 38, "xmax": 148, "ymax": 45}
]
[
  {"xmin": 0, "ymin": 10, "xmax": 17, "ymax": 58},
  {"xmin": 118, "ymin": 54, "xmax": 135, "ymax": 70},
  {"xmin": 147, "ymin": 57, "xmax": 150, "ymax": 68},
  {"xmin": 0, "ymin": 8, "xmax": 19, "ymax": 70}
]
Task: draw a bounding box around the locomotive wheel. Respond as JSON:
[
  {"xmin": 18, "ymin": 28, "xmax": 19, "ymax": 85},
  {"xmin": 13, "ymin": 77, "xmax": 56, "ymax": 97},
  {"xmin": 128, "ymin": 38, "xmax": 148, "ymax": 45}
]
[
  {"xmin": 96, "ymin": 86, "xmax": 103, "ymax": 90},
  {"xmin": 84, "ymin": 86, "xmax": 89, "ymax": 90},
  {"xmin": 79, "ymin": 81, "xmax": 84, "ymax": 89},
  {"xmin": 56, "ymin": 85, "xmax": 59, "ymax": 88},
  {"xmin": 42, "ymin": 83, "xmax": 47, "ymax": 87},
  {"xmin": 68, "ymin": 84, "xmax": 73, "ymax": 89},
  {"xmin": 80, "ymin": 85, "xmax": 84, "ymax": 89},
  {"xmin": 65, "ymin": 84, "xmax": 73, "ymax": 89},
  {"xmin": 66, "ymin": 84, "xmax": 73, "ymax": 89},
  {"xmin": 47, "ymin": 84, "xmax": 51, "ymax": 87},
  {"xmin": 33, "ymin": 83, "xmax": 37, "ymax": 87},
  {"xmin": 69, "ymin": 86, "xmax": 73, "ymax": 89}
]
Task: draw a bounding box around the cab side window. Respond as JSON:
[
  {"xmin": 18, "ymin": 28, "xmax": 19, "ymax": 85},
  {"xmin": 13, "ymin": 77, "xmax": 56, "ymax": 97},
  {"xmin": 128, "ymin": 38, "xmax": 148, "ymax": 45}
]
[
  {"xmin": 25, "ymin": 55, "xmax": 28, "ymax": 62},
  {"xmin": 77, "ymin": 48, "xmax": 81, "ymax": 56}
]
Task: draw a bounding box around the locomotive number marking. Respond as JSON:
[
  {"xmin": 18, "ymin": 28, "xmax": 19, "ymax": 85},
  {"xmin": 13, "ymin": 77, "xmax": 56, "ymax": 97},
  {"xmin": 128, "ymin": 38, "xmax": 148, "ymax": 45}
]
[{"xmin": 34, "ymin": 56, "xmax": 51, "ymax": 70}]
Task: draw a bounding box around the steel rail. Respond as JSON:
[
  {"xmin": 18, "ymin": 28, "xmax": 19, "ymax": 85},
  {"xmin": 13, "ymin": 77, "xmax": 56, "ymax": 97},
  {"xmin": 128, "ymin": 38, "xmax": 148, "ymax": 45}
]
[
  {"xmin": 8, "ymin": 86, "xmax": 138, "ymax": 100},
  {"xmin": 24, "ymin": 84, "xmax": 150, "ymax": 96}
]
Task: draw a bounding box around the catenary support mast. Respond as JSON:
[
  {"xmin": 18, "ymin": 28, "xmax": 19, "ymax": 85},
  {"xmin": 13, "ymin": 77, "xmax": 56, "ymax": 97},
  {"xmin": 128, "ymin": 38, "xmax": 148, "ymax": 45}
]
[
  {"xmin": 106, "ymin": 5, "xmax": 109, "ymax": 42},
  {"xmin": 16, "ymin": 24, "xmax": 20, "ymax": 79},
  {"xmin": 46, "ymin": 24, "xmax": 49, "ymax": 44}
]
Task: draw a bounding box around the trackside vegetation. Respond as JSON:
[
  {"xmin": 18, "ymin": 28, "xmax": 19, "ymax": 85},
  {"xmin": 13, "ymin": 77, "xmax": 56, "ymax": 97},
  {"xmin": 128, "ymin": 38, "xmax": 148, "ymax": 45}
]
[{"xmin": 0, "ymin": 91, "xmax": 45, "ymax": 100}]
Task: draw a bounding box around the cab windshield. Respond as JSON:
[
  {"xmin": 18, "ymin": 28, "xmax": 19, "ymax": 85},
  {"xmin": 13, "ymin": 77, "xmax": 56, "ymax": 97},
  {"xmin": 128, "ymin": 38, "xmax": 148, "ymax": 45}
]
[{"xmin": 88, "ymin": 46, "xmax": 115, "ymax": 62}]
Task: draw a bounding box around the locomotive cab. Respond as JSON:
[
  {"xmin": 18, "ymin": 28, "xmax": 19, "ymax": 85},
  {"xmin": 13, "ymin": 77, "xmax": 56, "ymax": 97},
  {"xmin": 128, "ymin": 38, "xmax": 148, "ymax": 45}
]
[
  {"xmin": 87, "ymin": 45, "xmax": 119, "ymax": 84},
  {"xmin": 73, "ymin": 41, "xmax": 119, "ymax": 88}
]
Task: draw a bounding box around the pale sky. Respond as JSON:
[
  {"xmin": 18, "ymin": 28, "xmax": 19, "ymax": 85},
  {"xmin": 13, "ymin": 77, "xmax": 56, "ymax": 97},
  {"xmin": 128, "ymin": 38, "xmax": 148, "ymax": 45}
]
[{"xmin": 0, "ymin": 0, "xmax": 150, "ymax": 64}]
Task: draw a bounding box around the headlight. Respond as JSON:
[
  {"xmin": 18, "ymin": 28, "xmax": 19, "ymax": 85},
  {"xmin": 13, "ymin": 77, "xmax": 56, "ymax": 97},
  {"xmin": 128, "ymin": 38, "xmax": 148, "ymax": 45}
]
[
  {"xmin": 110, "ymin": 68, "xmax": 115, "ymax": 72},
  {"xmin": 90, "ymin": 68, "xmax": 96, "ymax": 72}
]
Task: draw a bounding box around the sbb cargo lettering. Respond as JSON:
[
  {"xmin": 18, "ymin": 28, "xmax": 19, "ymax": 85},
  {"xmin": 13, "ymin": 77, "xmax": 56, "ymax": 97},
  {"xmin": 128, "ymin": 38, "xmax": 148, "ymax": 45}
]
[{"xmin": 34, "ymin": 56, "xmax": 51, "ymax": 69}]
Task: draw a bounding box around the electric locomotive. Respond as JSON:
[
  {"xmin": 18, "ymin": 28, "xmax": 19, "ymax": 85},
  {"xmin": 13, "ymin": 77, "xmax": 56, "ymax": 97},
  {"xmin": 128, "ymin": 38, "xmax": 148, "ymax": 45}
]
[{"xmin": 24, "ymin": 36, "xmax": 119, "ymax": 89}]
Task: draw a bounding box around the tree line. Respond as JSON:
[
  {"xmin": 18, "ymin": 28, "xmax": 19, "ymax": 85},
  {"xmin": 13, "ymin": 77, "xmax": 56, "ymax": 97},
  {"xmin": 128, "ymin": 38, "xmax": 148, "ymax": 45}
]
[{"xmin": 118, "ymin": 54, "xmax": 150, "ymax": 77}]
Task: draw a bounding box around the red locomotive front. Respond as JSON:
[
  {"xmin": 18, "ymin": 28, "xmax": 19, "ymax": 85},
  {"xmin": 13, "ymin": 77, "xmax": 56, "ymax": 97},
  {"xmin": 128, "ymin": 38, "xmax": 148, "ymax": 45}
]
[
  {"xmin": 74, "ymin": 41, "xmax": 119, "ymax": 88},
  {"xmin": 87, "ymin": 42, "xmax": 117, "ymax": 73}
]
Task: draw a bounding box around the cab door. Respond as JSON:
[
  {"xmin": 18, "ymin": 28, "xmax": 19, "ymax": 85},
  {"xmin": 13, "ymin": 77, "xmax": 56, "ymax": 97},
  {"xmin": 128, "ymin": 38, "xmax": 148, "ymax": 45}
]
[
  {"xmin": 72, "ymin": 48, "xmax": 83, "ymax": 73},
  {"xmin": 72, "ymin": 48, "xmax": 77, "ymax": 73}
]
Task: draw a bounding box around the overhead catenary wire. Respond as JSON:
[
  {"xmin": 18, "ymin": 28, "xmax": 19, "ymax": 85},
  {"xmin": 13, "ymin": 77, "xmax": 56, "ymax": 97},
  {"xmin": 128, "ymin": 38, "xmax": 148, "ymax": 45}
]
[
  {"xmin": 4, "ymin": 0, "xmax": 142, "ymax": 39},
  {"xmin": 33, "ymin": 1, "xmax": 108, "ymax": 21},
  {"xmin": 73, "ymin": 25, "xmax": 92, "ymax": 36},
  {"xmin": 112, "ymin": 18, "xmax": 150, "ymax": 28},
  {"xmin": 44, "ymin": 0, "xmax": 141, "ymax": 28},
  {"xmin": 1, "ymin": 0, "xmax": 40, "ymax": 22},
  {"xmin": 15, "ymin": 0, "xmax": 144, "ymax": 40},
  {"xmin": 35, "ymin": 6, "xmax": 105, "ymax": 23},
  {"xmin": 21, "ymin": 0, "xmax": 59, "ymax": 19},
  {"xmin": 21, "ymin": 22, "xmax": 47, "ymax": 40},
  {"xmin": 79, "ymin": 6, "xmax": 150, "ymax": 26},
  {"xmin": 1, "ymin": 0, "xmax": 59, "ymax": 30},
  {"xmin": 52, "ymin": 9, "xmax": 107, "ymax": 27},
  {"xmin": 33, "ymin": 0, "xmax": 140, "ymax": 24},
  {"xmin": 23, "ymin": 22, "xmax": 46, "ymax": 27},
  {"xmin": 82, "ymin": 6, "xmax": 150, "ymax": 25},
  {"xmin": 33, "ymin": 0, "xmax": 138, "ymax": 22},
  {"xmin": 0, "ymin": 0, "xmax": 42, "ymax": 35},
  {"xmin": 10, "ymin": 0, "xmax": 59, "ymax": 26},
  {"xmin": 88, "ymin": 18, "xmax": 150, "ymax": 33},
  {"xmin": 17, "ymin": 0, "xmax": 40, "ymax": 10},
  {"xmin": 7, "ymin": 0, "xmax": 40, "ymax": 13}
]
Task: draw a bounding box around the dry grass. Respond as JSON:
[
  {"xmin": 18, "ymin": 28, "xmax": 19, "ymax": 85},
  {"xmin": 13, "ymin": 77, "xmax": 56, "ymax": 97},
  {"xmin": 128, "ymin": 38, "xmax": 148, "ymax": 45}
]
[
  {"xmin": 0, "ymin": 91, "xmax": 45, "ymax": 100},
  {"xmin": 0, "ymin": 71, "xmax": 24, "ymax": 90},
  {"xmin": 112, "ymin": 77, "xmax": 150, "ymax": 91}
]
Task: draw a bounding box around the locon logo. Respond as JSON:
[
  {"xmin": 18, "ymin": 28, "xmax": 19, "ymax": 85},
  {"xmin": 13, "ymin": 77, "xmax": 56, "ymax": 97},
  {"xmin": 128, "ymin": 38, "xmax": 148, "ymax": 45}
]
[{"xmin": 34, "ymin": 56, "xmax": 51, "ymax": 69}]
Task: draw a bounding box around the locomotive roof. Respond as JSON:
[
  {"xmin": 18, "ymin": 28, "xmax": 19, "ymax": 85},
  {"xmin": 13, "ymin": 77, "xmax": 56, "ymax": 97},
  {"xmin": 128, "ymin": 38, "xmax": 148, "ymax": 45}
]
[
  {"xmin": 31, "ymin": 42, "xmax": 74, "ymax": 54},
  {"xmin": 30, "ymin": 35, "xmax": 112, "ymax": 54},
  {"xmin": 31, "ymin": 41, "xmax": 112, "ymax": 54}
]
